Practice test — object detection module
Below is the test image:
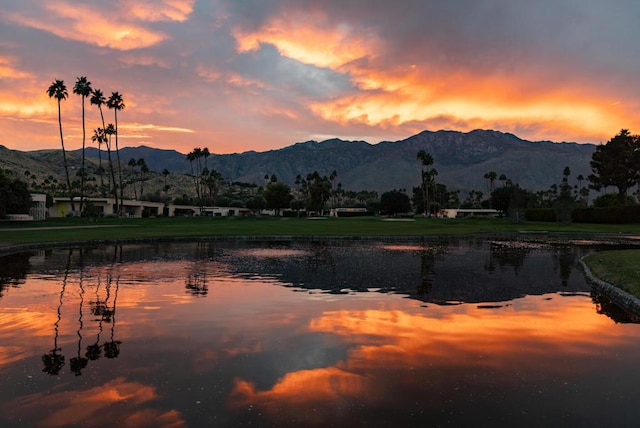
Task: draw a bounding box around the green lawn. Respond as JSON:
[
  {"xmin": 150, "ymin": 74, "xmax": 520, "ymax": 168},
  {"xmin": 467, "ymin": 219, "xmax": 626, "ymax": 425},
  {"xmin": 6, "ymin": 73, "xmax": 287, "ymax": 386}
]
[
  {"xmin": 583, "ymin": 250, "xmax": 640, "ymax": 297},
  {"xmin": 2, "ymin": 215, "xmax": 640, "ymax": 247}
]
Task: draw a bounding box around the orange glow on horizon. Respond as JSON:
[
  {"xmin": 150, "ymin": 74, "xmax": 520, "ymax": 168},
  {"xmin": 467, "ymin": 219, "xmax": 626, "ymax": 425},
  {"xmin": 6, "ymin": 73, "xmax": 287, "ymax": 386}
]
[{"xmin": 1, "ymin": 2, "xmax": 640, "ymax": 153}]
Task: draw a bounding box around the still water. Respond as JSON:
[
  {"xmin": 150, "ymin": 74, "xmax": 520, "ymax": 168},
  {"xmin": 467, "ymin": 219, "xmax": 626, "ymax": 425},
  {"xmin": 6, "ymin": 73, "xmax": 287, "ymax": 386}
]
[{"xmin": 1, "ymin": 239, "xmax": 640, "ymax": 427}]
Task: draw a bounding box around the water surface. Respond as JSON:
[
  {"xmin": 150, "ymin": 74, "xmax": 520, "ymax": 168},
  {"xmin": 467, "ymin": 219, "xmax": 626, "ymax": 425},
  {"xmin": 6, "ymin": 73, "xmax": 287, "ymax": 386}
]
[{"xmin": 1, "ymin": 239, "xmax": 639, "ymax": 427}]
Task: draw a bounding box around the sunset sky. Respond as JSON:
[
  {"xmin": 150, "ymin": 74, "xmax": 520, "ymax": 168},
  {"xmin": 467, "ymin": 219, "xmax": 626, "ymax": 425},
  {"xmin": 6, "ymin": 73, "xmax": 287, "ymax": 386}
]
[{"xmin": 1, "ymin": 0, "xmax": 639, "ymax": 154}]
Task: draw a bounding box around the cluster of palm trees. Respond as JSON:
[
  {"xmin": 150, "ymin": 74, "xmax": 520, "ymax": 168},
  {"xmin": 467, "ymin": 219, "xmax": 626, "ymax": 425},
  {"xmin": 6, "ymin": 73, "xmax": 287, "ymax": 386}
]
[
  {"xmin": 185, "ymin": 147, "xmax": 224, "ymax": 211},
  {"xmin": 47, "ymin": 77, "xmax": 125, "ymax": 215}
]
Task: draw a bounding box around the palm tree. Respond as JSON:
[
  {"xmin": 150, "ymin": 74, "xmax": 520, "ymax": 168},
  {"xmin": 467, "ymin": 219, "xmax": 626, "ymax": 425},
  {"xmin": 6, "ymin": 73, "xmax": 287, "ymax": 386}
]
[
  {"xmin": 47, "ymin": 79, "xmax": 75, "ymax": 213},
  {"xmin": 90, "ymin": 89, "xmax": 107, "ymax": 192},
  {"xmin": 107, "ymin": 92, "xmax": 125, "ymax": 214},
  {"xmin": 91, "ymin": 128, "xmax": 107, "ymax": 196},
  {"xmin": 104, "ymin": 124, "xmax": 118, "ymax": 211},
  {"xmin": 73, "ymin": 77, "xmax": 92, "ymax": 213},
  {"xmin": 417, "ymin": 150, "xmax": 435, "ymax": 216}
]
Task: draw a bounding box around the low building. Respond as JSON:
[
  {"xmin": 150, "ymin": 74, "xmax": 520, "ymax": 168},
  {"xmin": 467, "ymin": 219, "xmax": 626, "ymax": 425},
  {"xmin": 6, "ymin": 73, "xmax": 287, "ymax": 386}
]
[
  {"xmin": 50, "ymin": 197, "xmax": 164, "ymax": 218},
  {"xmin": 330, "ymin": 207, "xmax": 371, "ymax": 217},
  {"xmin": 440, "ymin": 208, "xmax": 500, "ymax": 219},
  {"xmin": 49, "ymin": 197, "xmax": 253, "ymax": 218}
]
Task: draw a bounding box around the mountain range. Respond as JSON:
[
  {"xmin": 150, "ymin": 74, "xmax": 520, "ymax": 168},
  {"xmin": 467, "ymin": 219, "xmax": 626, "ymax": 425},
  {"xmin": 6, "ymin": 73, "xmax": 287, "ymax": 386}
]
[{"xmin": 1, "ymin": 129, "xmax": 596, "ymax": 195}]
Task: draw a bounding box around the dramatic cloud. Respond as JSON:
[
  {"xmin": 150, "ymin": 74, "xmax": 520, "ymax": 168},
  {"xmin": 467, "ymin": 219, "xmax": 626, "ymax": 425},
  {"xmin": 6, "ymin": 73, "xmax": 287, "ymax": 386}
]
[{"xmin": 0, "ymin": 0, "xmax": 639, "ymax": 153}]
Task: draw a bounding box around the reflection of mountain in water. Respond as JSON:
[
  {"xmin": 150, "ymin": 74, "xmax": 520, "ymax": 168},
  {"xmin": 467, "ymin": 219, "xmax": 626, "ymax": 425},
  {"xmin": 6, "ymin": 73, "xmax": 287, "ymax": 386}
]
[
  {"xmin": 2, "ymin": 239, "xmax": 628, "ymax": 309},
  {"xmin": 219, "ymin": 240, "xmax": 594, "ymax": 305}
]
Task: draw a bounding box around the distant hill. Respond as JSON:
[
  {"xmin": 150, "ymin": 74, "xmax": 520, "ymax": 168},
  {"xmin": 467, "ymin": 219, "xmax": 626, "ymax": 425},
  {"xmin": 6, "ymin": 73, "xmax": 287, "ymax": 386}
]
[
  {"xmin": 181, "ymin": 129, "xmax": 596, "ymax": 194},
  {"xmin": 2, "ymin": 129, "xmax": 596, "ymax": 195}
]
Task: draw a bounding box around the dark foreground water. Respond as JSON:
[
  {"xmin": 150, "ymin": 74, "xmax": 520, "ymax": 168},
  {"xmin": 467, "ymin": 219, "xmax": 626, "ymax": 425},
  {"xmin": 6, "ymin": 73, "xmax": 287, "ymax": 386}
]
[{"xmin": 1, "ymin": 239, "xmax": 640, "ymax": 427}]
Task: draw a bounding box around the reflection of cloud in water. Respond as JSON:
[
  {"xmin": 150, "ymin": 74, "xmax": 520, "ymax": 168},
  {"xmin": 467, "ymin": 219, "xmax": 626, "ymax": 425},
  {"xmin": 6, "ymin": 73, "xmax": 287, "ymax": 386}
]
[
  {"xmin": 233, "ymin": 248, "xmax": 308, "ymax": 258},
  {"xmin": 228, "ymin": 293, "xmax": 636, "ymax": 418},
  {"xmin": 229, "ymin": 367, "xmax": 367, "ymax": 416},
  {"xmin": 3, "ymin": 377, "xmax": 186, "ymax": 427}
]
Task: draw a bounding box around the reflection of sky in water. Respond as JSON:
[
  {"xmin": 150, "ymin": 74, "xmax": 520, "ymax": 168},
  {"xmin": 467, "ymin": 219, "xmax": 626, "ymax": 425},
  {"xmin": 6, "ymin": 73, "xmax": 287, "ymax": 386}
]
[{"xmin": 1, "ymin": 241, "xmax": 640, "ymax": 426}]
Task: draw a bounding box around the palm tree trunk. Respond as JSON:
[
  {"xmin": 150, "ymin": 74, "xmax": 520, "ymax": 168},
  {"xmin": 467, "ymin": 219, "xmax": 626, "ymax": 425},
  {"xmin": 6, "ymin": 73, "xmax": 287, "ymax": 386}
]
[
  {"xmin": 79, "ymin": 97, "xmax": 86, "ymax": 213},
  {"xmin": 107, "ymin": 138, "xmax": 118, "ymax": 214},
  {"xmin": 58, "ymin": 100, "xmax": 75, "ymax": 213},
  {"xmin": 115, "ymin": 112, "xmax": 124, "ymax": 216}
]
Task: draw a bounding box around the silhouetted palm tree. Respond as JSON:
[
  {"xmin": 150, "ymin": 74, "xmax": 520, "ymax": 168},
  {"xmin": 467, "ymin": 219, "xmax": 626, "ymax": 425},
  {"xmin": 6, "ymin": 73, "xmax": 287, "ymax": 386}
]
[
  {"xmin": 73, "ymin": 77, "xmax": 92, "ymax": 212},
  {"xmin": 104, "ymin": 124, "xmax": 118, "ymax": 211},
  {"xmin": 90, "ymin": 89, "xmax": 107, "ymax": 191},
  {"xmin": 47, "ymin": 79, "xmax": 75, "ymax": 212},
  {"xmin": 107, "ymin": 92, "xmax": 125, "ymax": 214},
  {"xmin": 417, "ymin": 150, "xmax": 435, "ymax": 216}
]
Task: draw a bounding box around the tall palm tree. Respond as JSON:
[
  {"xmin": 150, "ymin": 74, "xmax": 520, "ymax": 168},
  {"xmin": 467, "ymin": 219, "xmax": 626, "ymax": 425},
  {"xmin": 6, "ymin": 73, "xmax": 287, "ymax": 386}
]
[
  {"xmin": 90, "ymin": 89, "xmax": 107, "ymax": 192},
  {"xmin": 417, "ymin": 150, "xmax": 434, "ymax": 216},
  {"xmin": 107, "ymin": 92, "xmax": 125, "ymax": 215},
  {"xmin": 104, "ymin": 124, "xmax": 118, "ymax": 212},
  {"xmin": 73, "ymin": 76, "xmax": 92, "ymax": 213},
  {"xmin": 47, "ymin": 79, "xmax": 75, "ymax": 213},
  {"xmin": 91, "ymin": 128, "xmax": 107, "ymax": 196}
]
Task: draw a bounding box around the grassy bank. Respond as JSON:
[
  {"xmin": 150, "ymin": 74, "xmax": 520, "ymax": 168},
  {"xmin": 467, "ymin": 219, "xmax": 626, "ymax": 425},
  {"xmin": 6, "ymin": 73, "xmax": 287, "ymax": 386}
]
[
  {"xmin": 583, "ymin": 250, "xmax": 640, "ymax": 298},
  {"xmin": 2, "ymin": 216, "xmax": 640, "ymax": 247}
]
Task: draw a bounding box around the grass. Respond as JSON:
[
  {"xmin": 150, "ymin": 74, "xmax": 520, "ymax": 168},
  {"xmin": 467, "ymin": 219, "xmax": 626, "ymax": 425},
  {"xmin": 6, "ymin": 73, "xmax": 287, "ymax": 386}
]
[
  {"xmin": 583, "ymin": 250, "xmax": 640, "ymax": 298},
  {"xmin": 2, "ymin": 215, "xmax": 640, "ymax": 247}
]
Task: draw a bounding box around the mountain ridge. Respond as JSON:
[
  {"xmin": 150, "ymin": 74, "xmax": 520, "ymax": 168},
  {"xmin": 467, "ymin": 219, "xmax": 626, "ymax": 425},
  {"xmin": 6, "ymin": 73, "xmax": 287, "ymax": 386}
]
[{"xmin": 2, "ymin": 129, "xmax": 597, "ymax": 195}]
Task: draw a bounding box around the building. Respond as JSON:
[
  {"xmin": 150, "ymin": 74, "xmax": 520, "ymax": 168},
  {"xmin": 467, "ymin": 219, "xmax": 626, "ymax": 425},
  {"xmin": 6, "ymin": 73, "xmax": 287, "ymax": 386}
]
[
  {"xmin": 50, "ymin": 197, "xmax": 165, "ymax": 218},
  {"xmin": 440, "ymin": 208, "xmax": 500, "ymax": 219},
  {"xmin": 49, "ymin": 197, "xmax": 252, "ymax": 218}
]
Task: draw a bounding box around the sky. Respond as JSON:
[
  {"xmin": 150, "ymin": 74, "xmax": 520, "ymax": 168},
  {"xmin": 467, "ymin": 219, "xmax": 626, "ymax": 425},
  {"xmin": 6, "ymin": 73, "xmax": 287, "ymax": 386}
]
[{"xmin": 1, "ymin": 0, "xmax": 639, "ymax": 155}]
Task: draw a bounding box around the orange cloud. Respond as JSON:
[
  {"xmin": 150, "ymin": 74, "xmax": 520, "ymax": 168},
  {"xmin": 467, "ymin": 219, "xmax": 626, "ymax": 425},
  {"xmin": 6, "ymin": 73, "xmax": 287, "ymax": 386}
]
[
  {"xmin": 233, "ymin": 11, "xmax": 379, "ymax": 69},
  {"xmin": 124, "ymin": 0, "xmax": 196, "ymax": 22},
  {"xmin": 6, "ymin": 3, "xmax": 167, "ymax": 50},
  {"xmin": 0, "ymin": 56, "xmax": 33, "ymax": 79},
  {"xmin": 308, "ymin": 61, "xmax": 635, "ymax": 143}
]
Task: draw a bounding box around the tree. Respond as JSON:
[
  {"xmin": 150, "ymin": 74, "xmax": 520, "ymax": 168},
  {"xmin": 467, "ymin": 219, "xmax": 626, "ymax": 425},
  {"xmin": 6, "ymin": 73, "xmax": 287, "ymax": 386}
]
[
  {"xmin": 47, "ymin": 79, "xmax": 75, "ymax": 213},
  {"xmin": 588, "ymin": 129, "xmax": 640, "ymax": 205},
  {"xmin": 73, "ymin": 76, "xmax": 92, "ymax": 212},
  {"xmin": 107, "ymin": 92, "xmax": 125, "ymax": 214},
  {"xmin": 0, "ymin": 171, "xmax": 32, "ymax": 218},
  {"xmin": 380, "ymin": 189, "xmax": 411, "ymax": 216},
  {"xmin": 304, "ymin": 171, "xmax": 331, "ymax": 214},
  {"xmin": 484, "ymin": 171, "xmax": 497, "ymax": 193},
  {"xmin": 263, "ymin": 181, "xmax": 293, "ymax": 215},
  {"xmin": 553, "ymin": 166, "xmax": 576, "ymax": 224},
  {"xmin": 91, "ymin": 128, "xmax": 108, "ymax": 196},
  {"xmin": 203, "ymin": 168, "xmax": 223, "ymax": 205},
  {"xmin": 417, "ymin": 150, "xmax": 435, "ymax": 216},
  {"xmin": 90, "ymin": 88, "xmax": 107, "ymax": 192},
  {"xmin": 103, "ymin": 124, "xmax": 118, "ymax": 211}
]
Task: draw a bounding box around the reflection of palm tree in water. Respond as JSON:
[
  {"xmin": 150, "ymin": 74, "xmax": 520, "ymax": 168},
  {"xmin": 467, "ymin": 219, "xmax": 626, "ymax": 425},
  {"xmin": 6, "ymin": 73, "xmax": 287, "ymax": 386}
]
[
  {"xmin": 104, "ymin": 245, "xmax": 122, "ymax": 358},
  {"xmin": 86, "ymin": 271, "xmax": 105, "ymax": 361},
  {"xmin": 70, "ymin": 252, "xmax": 88, "ymax": 376},
  {"xmin": 42, "ymin": 249, "xmax": 71, "ymax": 375},
  {"xmin": 416, "ymin": 250, "xmax": 436, "ymax": 297},
  {"xmin": 103, "ymin": 274, "xmax": 121, "ymax": 358},
  {"xmin": 186, "ymin": 242, "xmax": 209, "ymax": 296}
]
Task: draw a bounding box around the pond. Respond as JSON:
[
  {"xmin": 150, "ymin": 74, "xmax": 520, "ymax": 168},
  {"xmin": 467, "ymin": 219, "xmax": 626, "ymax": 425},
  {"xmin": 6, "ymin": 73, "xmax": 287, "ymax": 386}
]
[{"xmin": 1, "ymin": 238, "xmax": 640, "ymax": 427}]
